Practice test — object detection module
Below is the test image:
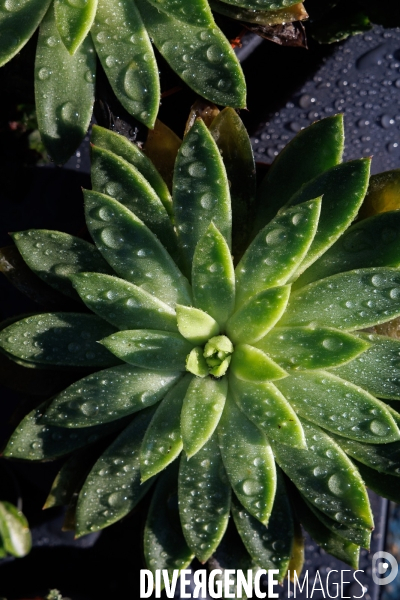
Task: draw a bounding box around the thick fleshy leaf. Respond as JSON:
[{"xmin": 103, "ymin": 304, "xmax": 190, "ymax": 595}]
[
  {"xmin": 0, "ymin": 502, "xmax": 31, "ymax": 558},
  {"xmin": 259, "ymin": 326, "xmax": 370, "ymax": 370},
  {"xmin": 218, "ymin": 393, "xmax": 276, "ymax": 523},
  {"xmin": 289, "ymin": 159, "xmax": 371, "ymax": 275},
  {"xmin": 352, "ymin": 459, "xmax": 400, "ymax": 504},
  {"xmin": 296, "ymin": 211, "xmax": 400, "ymax": 288},
  {"xmin": 330, "ymin": 332, "xmax": 400, "ymax": 400},
  {"xmin": 144, "ymin": 119, "xmax": 182, "ymax": 192},
  {"xmin": 0, "ymin": 313, "xmax": 118, "ymax": 367},
  {"xmin": 84, "ymin": 190, "xmax": 191, "ymax": 308},
  {"xmin": 253, "ymin": 115, "xmax": 344, "ymax": 233},
  {"xmin": 91, "ymin": 0, "xmax": 159, "ymax": 128},
  {"xmin": 136, "ymin": 0, "xmax": 246, "ymax": 108},
  {"xmin": 146, "ymin": 0, "xmax": 211, "ymax": 25},
  {"xmin": 287, "ymin": 521, "xmax": 305, "ymax": 581},
  {"xmin": 192, "ymin": 223, "xmax": 235, "ymax": 328},
  {"xmin": 221, "ymin": 0, "xmax": 299, "ymax": 8},
  {"xmin": 11, "ymin": 230, "xmax": 113, "ymax": 300},
  {"xmin": 276, "ymin": 370, "xmax": 400, "ymax": 443},
  {"xmin": 90, "ymin": 146, "xmax": 178, "ymax": 258},
  {"xmin": 226, "ymin": 286, "xmax": 290, "ymax": 344},
  {"xmin": 185, "ymin": 347, "xmax": 209, "ymax": 377},
  {"xmin": 230, "ymin": 374, "xmax": 306, "ymax": 449},
  {"xmin": 91, "ymin": 125, "xmax": 173, "ymax": 216},
  {"xmin": 181, "ymin": 376, "xmax": 227, "ymax": 458},
  {"xmin": 54, "ymin": 0, "xmax": 97, "ymax": 54},
  {"xmin": 3, "ymin": 402, "xmax": 127, "ymax": 461},
  {"xmin": 76, "ymin": 409, "xmax": 155, "ymax": 535},
  {"xmin": 359, "ymin": 169, "xmax": 400, "ymax": 219},
  {"xmin": 141, "ymin": 375, "xmax": 192, "ymax": 481},
  {"xmin": 71, "ymin": 272, "xmax": 178, "ymax": 332},
  {"xmin": 176, "ymin": 305, "xmax": 219, "ymax": 344},
  {"xmin": 230, "ymin": 345, "xmax": 287, "ymax": 383},
  {"xmin": 271, "ymin": 419, "xmax": 373, "ymax": 531},
  {"xmin": 42, "ymin": 365, "xmax": 181, "ymax": 427},
  {"xmin": 35, "ymin": 7, "xmax": 95, "ymax": 164},
  {"xmin": 210, "ymin": 0, "xmax": 307, "ymax": 26},
  {"xmin": 235, "ymin": 198, "xmax": 321, "ymax": 308},
  {"xmin": 283, "ymin": 268, "xmax": 400, "ymax": 330},
  {"xmin": 231, "ymin": 470, "xmax": 293, "ymax": 581},
  {"xmin": 0, "ymin": 0, "xmax": 52, "ymax": 67},
  {"xmin": 144, "ymin": 463, "xmax": 194, "ymax": 581},
  {"xmin": 173, "ymin": 120, "xmax": 231, "ymax": 271},
  {"xmin": 101, "ymin": 330, "xmax": 193, "ymax": 370},
  {"xmin": 179, "ymin": 435, "xmax": 230, "ymax": 562}
]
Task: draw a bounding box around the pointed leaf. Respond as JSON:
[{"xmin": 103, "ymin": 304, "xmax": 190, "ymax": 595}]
[
  {"xmin": 258, "ymin": 326, "xmax": 370, "ymax": 370},
  {"xmin": 218, "ymin": 393, "xmax": 276, "ymax": 523},
  {"xmin": 42, "ymin": 365, "xmax": 181, "ymax": 427},
  {"xmin": 287, "ymin": 521, "xmax": 305, "ymax": 581},
  {"xmin": 230, "ymin": 374, "xmax": 306, "ymax": 449},
  {"xmin": 179, "ymin": 435, "xmax": 230, "ymax": 562},
  {"xmin": 54, "ymin": 0, "xmax": 97, "ymax": 54},
  {"xmin": 185, "ymin": 347, "xmax": 209, "ymax": 377},
  {"xmin": 221, "ymin": 0, "xmax": 299, "ymax": 8},
  {"xmin": 76, "ymin": 409, "xmax": 155, "ymax": 535},
  {"xmin": 283, "ymin": 268, "xmax": 400, "ymax": 330},
  {"xmin": 230, "ymin": 344, "xmax": 288, "ymax": 383},
  {"xmin": 235, "ymin": 198, "xmax": 321, "ymax": 307},
  {"xmin": 181, "ymin": 376, "xmax": 227, "ymax": 458},
  {"xmin": 145, "ymin": 0, "xmax": 211, "ymax": 25},
  {"xmin": 35, "ymin": 7, "xmax": 95, "ymax": 164},
  {"xmin": 0, "ymin": 313, "xmax": 118, "ymax": 367},
  {"xmin": 11, "ymin": 230, "xmax": 113, "ymax": 300},
  {"xmin": 90, "ymin": 145, "xmax": 178, "ymax": 258},
  {"xmin": 192, "ymin": 223, "xmax": 235, "ymax": 328},
  {"xmin": 226, "ymin": 286, "xmax": 290, "ymax": 344},
  {"xmin": 84, "ymin": 190, "xmax": 191, "ymax": 308},
  {"xmin": 352, "ymin": 459, "xmax": 400, "ymax": 504},
  {"xmin": 91, "ymin": 125, "xmax": 173, "ymax": 216},
  {"xmin": 210, "ymin": 0, "xmax": 308, "ymax": 26},
  {"xmin": 91, "ymin": 0, "xmax": 159, "ymax": 128},
  {"xmin": 176, "ymin": 305, "xmax": 219, "ymax": 344},
  {"xmin": 271, "ymin": 419, "xmax": 373, "ymax": 530},
  {"xmin": 359, "ymin": 168, "xmax": 400, "ymax": 219},
  {"xmin": 0, "ymin": 502, "xmax": 31, "ymax": 558},
  {"xmin": 144, "ymin": 119, "xmax": 182, "ymax": 192},
  {"xmin": 276, "ymin": 370, "xmax": 400, "ymax": 443},
  {"xmin": 253, "ymin": 115, "xmax": 344, "ymax": 233},
  {"xmin": 101, "ymin": 330, "xmax": 192, "ymax": 370}
]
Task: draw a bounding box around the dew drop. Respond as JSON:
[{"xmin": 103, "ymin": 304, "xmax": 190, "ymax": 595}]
[
  {"xmin": 100, "ymin": 227, "xmax": 124, "ymax": 249},
  {"xmin": 188, "ymin": 161, "xmax": 206, "ymax": 178},
  {"xmin": 242, "ymin": 479, "xmax": 262, "ymax": 496},
  {"xmin": 369, "ymin": 419, "xmax": 389, "ymax": 436},
  {"xmin": 60, "ymin": 102, "xmax": 80, "ymax": 125},
  {"xmin": 266, "ymin": 228, "xmax": 287, "ymax": 245}
]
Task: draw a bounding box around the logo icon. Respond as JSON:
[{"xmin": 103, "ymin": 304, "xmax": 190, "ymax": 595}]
[{"xmin": 372, "ymin": 551, "xmax": 398, "ymax": 586}]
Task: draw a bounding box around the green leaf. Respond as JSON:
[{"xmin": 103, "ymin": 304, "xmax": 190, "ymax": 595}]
[
  {"xmin": 101, "ymin": 330, "xmax": 193, "ymax": 370},
  {"xmin": 235, "ymin": 198, "xmax": 321, "ymax": 308},
  {"xmin": 54, "ymin": 0, "xmax": 97, "ymax": 54},
  {"xmin": 0, "ymin": 0, "xmax": 52, "ymax": 67},
  {"xmin": 71, "ymin": 272, "xmax": 178, "ymax": 332},
  {"xmin": 0, "ymin": 502, "xmax": 31, "ymax": 558},
  {"xmin": 11, "ymin": 230, "xmax": 113, "ymax": 300},
  {"xmin": 289, "ymin": 159, "xmax": 371, "ymax": 276},
  {"xmin": 176, "ymin": 305, "xmax": 219, "ymax": 344},
  {"xmin": 173, "ymin": 120, "xmax": 231, "ymax": 271},
  {"xmin": 84, "ymin": 190, "xmax": 192, "ymax": 308},
  {"xmin": 352, "ymin": 459, "xmax": 400, "ymax": 504},
  {"xmin": 209, "ymin": 108, "xmax": 256, "ymax": 260},
  {"xmin": 283, "ymin": 268, "xmax": 400, "ymax": 330},
  {"xmin": 230, "ymin": 373, "xmax": 306, "ymax": 449},
  {"xmin": 259, "ymin": 326, "xmax": 370, "ymax": 370},
  {"xmin": 221, "ymin": 0, "xmax": 299, "ymax": 9},
  {"xmin": 35, "ymin": 6, "xmax": 95, "ymax": 164},
  {"xmin": 145, "ymin": 0, "xmax": 211, "ymax": 25},
  {"xmin": 90, "ymin": 145, "xmax": 178, "ymax": 259},
  {"xmin": 192, "ymin": 222, "xmax": 235, "ymax": 328},
  {"xmin": 231, "ymin": 469, "xmax": 293, "ymax": 581},
  {"xmin": 359, "ymin": 168, "xmax": 400, "ymax": 218},
  {"xmin": 295, "ymin": 210, "xmax": 400, "ymax": 288},
  {"xmin": 42, "ymin": 364, "xmax": 182, "ymax": 427},
  {"xmin": 276, "ymin": 370, "xmax": 400, "ymax": 443},
  {"xmin": 253, "ymin": 115, "xmax": 344, "ymax": 234},
  {"xmin": 91, "ymin": 0, "xmax": 159, "ymax": 128},
  {"xmin": 144, "ymin": 463, "xmax": 194, "ymax": 581},
  {"xmin": 271, "ymin": 419, "xmax": 373, "ymax": 531},
  {"xmin": 0, "ymin": 313, "xmax": 118, "ymax": 367},
  {"xmin": 91, "ymin": 125, "xmax": 173, "ymax": 217},
  {"xmin": 179, "ymin": 435, "xmax": 230, "ymax": 562},
  {"xmin": 330, "ymin": 332, "xmax": 400, "ymax": 400},
  {"xmin": 141, "ymin": 375, "xmax": 192, "ymax": 481},
  {"xmin": 185, "ymin": 347, "xmax": 209, "ymax": 377},
  {"xmin": 136, "ymin": 0, "xmax": 246, "ymax": 108},
  {"xmin": 76, "ymin": 409, "xmax": 155, "ymax": 535},
  {"xmin": 230, "ymin": 345, "xmax": 287, "ymax": 383},
  {"xmin": 218, "ymin": 393, "xmax": 276, "ymax": 523},
  {"xmin": 210, "ymin": 0, "xmax": 307, "ymax": 25},
  {"xmin": 3, "ymin": 401, "xmax": 127, "ymax": 460},
  {"xmin": 226, "ymin": 286, "xmax": 290, "ymax": 344},
  {"xmin": 181, "ymin": 376, "xmax": 227, "ymax": 458}
]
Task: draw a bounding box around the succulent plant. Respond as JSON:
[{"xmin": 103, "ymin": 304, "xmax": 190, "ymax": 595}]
[
  {"xmin": 0, "ymin": 501, "xmax": 31, "ymax": 559},
  {"xmin": 2, "ymin": 110, "xmax": 400, "ymax": 592}
]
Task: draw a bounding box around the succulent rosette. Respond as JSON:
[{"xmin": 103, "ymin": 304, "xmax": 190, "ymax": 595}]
[{"xmin": 2, "ymin": 111, "xmax": 400, "ymax": 589}]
